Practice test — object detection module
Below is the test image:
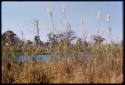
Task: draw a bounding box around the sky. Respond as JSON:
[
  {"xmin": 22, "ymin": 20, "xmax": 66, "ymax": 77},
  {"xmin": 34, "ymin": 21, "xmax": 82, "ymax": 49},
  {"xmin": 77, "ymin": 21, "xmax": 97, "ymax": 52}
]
[{"xmin": 2, "ymin": 1, "xmax": 123, "ymax": 43}]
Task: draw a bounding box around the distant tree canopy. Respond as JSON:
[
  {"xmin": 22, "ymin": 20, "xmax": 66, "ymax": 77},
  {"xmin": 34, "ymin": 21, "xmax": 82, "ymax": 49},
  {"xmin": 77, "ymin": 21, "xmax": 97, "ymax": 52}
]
[
  {"xmin": 2, "ymin": 30, "xmax": 106, "ymax": 47},
  {"xmin": 47, "ymin": 29, "xmax": 76, "ymax": 45},
  {"xmin": 76, "ymin": 37, "xmax": 88, "ymax": 46},
  {"xmin": 34, "ymin": 35, "xmax": 43, "ymax": 46},
  {"xmin": 92, "ymin": 35, "xmax": 105, "ymax": 45},
  {"xmin": 26, "ymin": 40, "xmax": 33, "ymax": 45},
  {"xmin": 63, "ymin": 30, "xmax": 77, "ymax": 44},
  {"xmin": 2, "ymin": 30, "xmax": 20, "ymax": 46},
  {"xmin": 76, "ymin": 38, "xmax": 82, "ymax": 45},
  {"xmin": 2, "ymin": 30, "xmax": 44, "ymax": 46},
  {"xmin": 47, "ymin": 32, "xmax": 57, "ymax": 44}
]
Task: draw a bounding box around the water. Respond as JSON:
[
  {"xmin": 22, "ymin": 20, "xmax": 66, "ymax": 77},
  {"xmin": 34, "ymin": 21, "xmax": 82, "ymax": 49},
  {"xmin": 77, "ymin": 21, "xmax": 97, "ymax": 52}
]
[
  {"xmin": 12, "ymin": 54, "xmax": 49, "ymax": 63},
  {"xmin": 5, "ymin": 50, "xmax": 92, "ymax": 63}
]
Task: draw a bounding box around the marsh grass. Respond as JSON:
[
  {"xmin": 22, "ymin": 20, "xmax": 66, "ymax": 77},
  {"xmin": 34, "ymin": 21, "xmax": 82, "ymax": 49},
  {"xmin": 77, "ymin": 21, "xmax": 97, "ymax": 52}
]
[{"xmin": 2, "ymin": 44, "xmax": 123, "ymax": 83}]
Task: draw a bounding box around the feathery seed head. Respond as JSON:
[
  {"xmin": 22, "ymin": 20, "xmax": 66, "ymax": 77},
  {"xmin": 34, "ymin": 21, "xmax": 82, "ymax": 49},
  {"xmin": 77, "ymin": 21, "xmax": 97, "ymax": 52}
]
[
  {"xmin": 106, "ymin": 15, "xmax": 111, "ymax": 23},
  {"xmin": 62, "ymin": 4, "xmax": 66, "ymax": 14},
  {"xmin": 64, "ymin": 20, "xmax": 71, "ymax": 29},
  {"xmin": 47, "ymin": 7, "xmax": 52, "ymax": 18},
  {"xmin": 81, "ymin": 16, "xmax": 84, "ymax": 25},
  {"xmin": 96, "ymin": 10, "xmax": 101, "ymax": 20}
]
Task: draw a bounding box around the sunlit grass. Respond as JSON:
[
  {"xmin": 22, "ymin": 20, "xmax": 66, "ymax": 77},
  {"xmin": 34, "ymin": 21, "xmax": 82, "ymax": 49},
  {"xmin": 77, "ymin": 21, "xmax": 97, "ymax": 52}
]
[{"xmin": 2, "ymin": 43, "xmax": 123, "ymax": 83}]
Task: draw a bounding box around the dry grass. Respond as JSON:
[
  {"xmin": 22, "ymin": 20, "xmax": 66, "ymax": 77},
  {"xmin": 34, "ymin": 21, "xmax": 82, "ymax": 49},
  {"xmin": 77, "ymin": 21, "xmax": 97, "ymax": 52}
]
[{"xmin": 2, "ymin": 44, "xmax": 123, "ymax": 84}]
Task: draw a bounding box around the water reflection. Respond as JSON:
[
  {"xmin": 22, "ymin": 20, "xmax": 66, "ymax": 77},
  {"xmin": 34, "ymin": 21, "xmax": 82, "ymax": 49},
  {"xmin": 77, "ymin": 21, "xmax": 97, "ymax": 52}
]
[
  {"xmin": 12, "ymin": 54, "xmax": 49, "ymax": 62},
  {"xmin": 5, "ymin": 50, "xmax": 92, "ymax": 63}
]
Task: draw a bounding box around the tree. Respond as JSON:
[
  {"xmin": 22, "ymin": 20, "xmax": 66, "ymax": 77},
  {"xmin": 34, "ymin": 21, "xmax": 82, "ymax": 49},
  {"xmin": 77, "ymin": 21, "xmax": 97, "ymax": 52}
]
[
  {"xmin": 34, "ymin": 35, "xmax": 43, "ymax": 46},
  {"xmin": 63, "ymin": 29, "xmax": 77, "ymax": 45},
  {"xmin": 47, "ymin": 32, "xmax": 56, "ymax": 43},
  {"xmin": 33, "ymin": 19, "xmax": 40, "ymax": 36},
  {"xmin": 92, "ymin": 35, "xmax": 105, "ymax": 45},
  {"xmin": 26, "ymin": 40, "xmax": 33, "ymax": 45},
  {"xmin": 76, "ymin": 37, "xmax": 88, "ymax": 47},
  {"xmin": 2, "ymin": 30, "xmax": 19, "ymax": 46},
  {"xmin": 76, "ymin": 38, "xmax": 82, "ymax": 45},
  {"xmin": 47, "ymin": 29, "xmax": 76, "ymax": 46}
]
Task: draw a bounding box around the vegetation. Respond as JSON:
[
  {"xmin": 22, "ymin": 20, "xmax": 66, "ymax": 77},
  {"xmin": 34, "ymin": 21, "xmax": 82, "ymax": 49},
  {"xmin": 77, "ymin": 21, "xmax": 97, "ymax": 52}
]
[
  {"xmin": 2, "ymin": 6, "xmax": 123, "ymax": 84},
  {"xmin": 2, "ymin": 44, "xmax": 123, "ymax": 83}
]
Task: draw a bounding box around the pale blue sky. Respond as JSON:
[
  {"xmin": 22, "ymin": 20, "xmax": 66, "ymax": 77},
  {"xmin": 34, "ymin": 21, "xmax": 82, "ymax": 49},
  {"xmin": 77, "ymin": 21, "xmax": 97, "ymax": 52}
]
[{"xmin": 2, "ymin": 2, "xmax": 123, "ymax": 43}]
